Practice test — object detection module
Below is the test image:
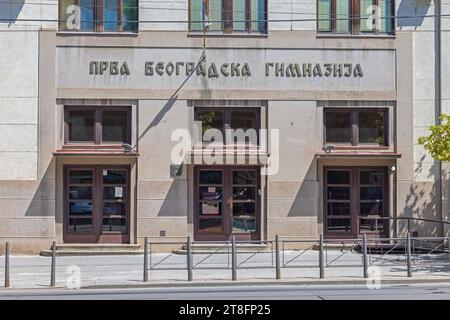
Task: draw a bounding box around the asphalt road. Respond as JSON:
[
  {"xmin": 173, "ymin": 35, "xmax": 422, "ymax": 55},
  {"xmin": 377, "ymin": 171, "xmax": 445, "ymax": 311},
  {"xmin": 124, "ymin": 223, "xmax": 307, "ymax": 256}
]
[{"xmin": 1, "ymin": 283, "xmax": 450, "ymax": 300}]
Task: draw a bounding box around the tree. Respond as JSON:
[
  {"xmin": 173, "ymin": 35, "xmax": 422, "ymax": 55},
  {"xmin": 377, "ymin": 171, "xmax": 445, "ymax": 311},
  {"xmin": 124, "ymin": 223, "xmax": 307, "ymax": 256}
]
[{"xmin": 418, "ymin": 114, "xmax": 450, "ymax": 161}]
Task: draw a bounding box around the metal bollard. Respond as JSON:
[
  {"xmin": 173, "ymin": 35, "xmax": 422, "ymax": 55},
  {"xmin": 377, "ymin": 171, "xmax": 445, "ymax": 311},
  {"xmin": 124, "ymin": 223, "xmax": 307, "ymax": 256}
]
[
  {"xmin": 231, "ymin": 236, "xmax": 237, "ymax": 281},
  {"xmin": 187, "ymin": 236, "xmax": 193, "ymax": 281},
  {"xmin": 275, "ymin": 235, "xmax": 281, "ymax": 280},
  {"xmin": 50, "ymin": 241, "xmax": 56, "ymax": 287},
  {"xmin": 362, "ymin": 234, "xmax": 368, "ymax": 279},
  {"xmin": 319, "ymin": 234, "xmax": 324, "ymax": 279},
  {"xmin": 406, "ymin": 232, "xmax": 412, "ymax": 277},
  {"xmin": 143, "ymin": 237, "xmax": 149, "ymax": 282},
  {"xmin": 5, "ymin": 242, "xmax": 10, "ymax": 288}
]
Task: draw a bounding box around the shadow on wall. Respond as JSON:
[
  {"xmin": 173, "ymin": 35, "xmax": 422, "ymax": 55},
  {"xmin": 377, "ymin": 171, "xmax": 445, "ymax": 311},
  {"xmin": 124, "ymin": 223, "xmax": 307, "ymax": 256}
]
[
  {"xmin": 0, "ymin": 0, "xmax": 25, "ymax": 25},
  {"xmin": 399, "ymin": 156, "xmax": 449, "ymax": 237},
  {"xmin": 397, "ymin": 0, "xmax": 431, "ymax": 29}
]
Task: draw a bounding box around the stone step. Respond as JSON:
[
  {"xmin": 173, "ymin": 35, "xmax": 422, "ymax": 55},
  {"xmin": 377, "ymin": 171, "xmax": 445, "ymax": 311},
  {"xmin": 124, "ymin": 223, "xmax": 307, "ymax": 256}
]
[{"xmin": 39, "ymin": 244, "xmax": 142, "ymax": 256}]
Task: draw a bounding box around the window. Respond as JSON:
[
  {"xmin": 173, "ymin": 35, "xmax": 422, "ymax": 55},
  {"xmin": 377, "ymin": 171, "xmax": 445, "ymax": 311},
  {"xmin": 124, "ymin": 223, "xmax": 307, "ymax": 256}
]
[
  {"xmin": 190, "ymin": 0, "xmax": 267, "ymax": 33},
  {"xmin": 65, "ymin": 107, "xmax": 131, "ymax": 144},
  {"xmin": 195, "ymin": 108, "xmax": 260, "ymax": 145},
  {"xmin": 324, "ymin": 167, "xmax": 388, "ymax": 236},
  {"xmin": 318, "ymin": 0, "xmax": 394, "ymax": 35},
  {"xmin": 59, "ymin": 0, "xmax": 138, "ymax": 32},
  {"xmin": 324, "ymin": 108, "xmax": 388, "ymax": 146}
]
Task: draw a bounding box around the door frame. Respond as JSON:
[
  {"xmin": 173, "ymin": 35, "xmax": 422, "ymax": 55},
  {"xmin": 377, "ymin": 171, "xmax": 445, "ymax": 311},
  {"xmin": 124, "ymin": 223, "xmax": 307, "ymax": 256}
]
[
  {"xmin": 323, "ymin": 166, "xmax": 389, "ymax": 239},
  {"xmin": 194, "ymin": 165, "xmax": 261, "ymax": 241},
  {"xmin": 63, "ymin": 165, "xmax": 131, "ymax": 244}
]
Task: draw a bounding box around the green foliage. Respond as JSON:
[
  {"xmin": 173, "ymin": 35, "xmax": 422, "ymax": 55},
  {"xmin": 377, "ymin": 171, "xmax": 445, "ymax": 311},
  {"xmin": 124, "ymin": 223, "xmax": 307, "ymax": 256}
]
[{"xmin": 418, "ymin": 114, "xmax": 450, "ymax": 161}]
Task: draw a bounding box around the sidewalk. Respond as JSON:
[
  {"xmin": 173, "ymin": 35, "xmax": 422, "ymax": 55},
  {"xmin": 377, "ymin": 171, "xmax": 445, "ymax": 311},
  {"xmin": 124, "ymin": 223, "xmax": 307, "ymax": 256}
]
[{"xmin": 1, "ymin": 250, "xmax": 450, "ymax": 289}]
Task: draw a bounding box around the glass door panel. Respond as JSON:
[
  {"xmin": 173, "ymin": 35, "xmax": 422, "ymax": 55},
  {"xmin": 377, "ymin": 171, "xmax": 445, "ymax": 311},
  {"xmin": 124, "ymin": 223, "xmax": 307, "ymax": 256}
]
[
  {"xmin": 197, "ymin": 170, "xmax": 225, "ymax": 235},
  {"xmin": 359, "ymin": 169, "xmax": 386, "ymax": 233},
  {"xmin": 67, "ymin": 169, "xmax": 94, "ymax": 233},
  {"xmin": 325, "ymin": 170, "xmax": 352, "ymax": 234},
  {"xmin": 231, "ymin": 170, "xmax": 257, "ymax": 234},
  {"xmin": 101, "ymin": 169, "xmax": 128, "ymax": 233}
]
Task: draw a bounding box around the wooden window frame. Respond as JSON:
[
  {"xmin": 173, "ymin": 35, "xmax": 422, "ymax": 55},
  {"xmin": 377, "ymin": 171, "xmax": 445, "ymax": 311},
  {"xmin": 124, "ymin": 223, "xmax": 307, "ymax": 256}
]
[
  {"xmin": 324, "ymin": 108, "xmax": 389, "ymax": 148},
  {"xmin": 188, "ymin": 0, "xmax": 268, "ymax": 34},
  {"xmin": 64, "ymin": 106, "xmax": 131, "ymax": 145},
  {"xmin": 194, "ymin": 107, "xmax": 261, "ymax": 146},
  {"xmin": 324, "ymin": 166, "xmax": 388, "ymax": 238},
  {"xmin": 64, "ymin": 165, "xmax": 131, "ymax": 243},
  {"xmin": 316, "ymin": 0, "xmax": 395, "ymax": 35},
  {"xmin": 58, "ymin": 0, "xmax": 138, "ymax": 32}
]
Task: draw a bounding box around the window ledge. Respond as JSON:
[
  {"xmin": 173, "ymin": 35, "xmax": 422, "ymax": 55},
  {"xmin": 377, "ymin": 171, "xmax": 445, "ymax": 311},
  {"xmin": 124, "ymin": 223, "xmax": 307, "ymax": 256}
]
[
  {"xmin": 187, "ymin": 32, "xmax": 268, "ymax": 38},
  {"xmin": 316, "ymin": 34, "xmax": 396, "ymax": 39},
  {"xmin": 57, "ymin": 31, "xmax": 138, "ymax": 37}
]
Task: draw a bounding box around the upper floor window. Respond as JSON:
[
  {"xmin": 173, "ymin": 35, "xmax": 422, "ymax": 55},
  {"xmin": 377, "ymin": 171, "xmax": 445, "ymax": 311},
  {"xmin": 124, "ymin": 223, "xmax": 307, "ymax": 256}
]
[
  {"xmin": 189, "ymin": 0, "xmax": 267, "ymax": 33},
  {"xmin": 59, "ymin": 0, "xmax": 138, "ymax": 32},
  {"xmin": 65, "ymin": 106, "xmax": 131, "ymax": 145},
  {"xmin": 195, "ymin": 108, "xmax": 260, "ymax": 145},
  {"xmin": 324, "ymin": 108, "xmax": 388, "ymax": 146},
  {"xmin": 318, "ymin": 0, "xmax": 394, "ymax": 35}
]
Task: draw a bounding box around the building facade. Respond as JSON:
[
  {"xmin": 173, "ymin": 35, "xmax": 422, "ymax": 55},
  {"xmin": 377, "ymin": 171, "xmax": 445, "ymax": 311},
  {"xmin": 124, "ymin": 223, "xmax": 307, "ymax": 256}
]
[{"xmin": 0, "ymin": 0, "xmax": 449, "ymax": 253}]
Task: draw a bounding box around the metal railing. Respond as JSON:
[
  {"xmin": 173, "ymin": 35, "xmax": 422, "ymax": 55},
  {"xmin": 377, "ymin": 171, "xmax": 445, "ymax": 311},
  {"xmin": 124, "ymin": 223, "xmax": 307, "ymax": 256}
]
[{"xmin": 3, "ymin": 233, "xmax": 450, "ymax": 287}]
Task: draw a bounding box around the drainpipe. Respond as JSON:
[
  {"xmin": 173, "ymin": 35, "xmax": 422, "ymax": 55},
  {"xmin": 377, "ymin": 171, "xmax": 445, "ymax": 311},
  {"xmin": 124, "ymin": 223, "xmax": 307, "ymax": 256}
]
[{"xmin": 434, "ymin": 0, "xmax": 443, "ymax": 235}]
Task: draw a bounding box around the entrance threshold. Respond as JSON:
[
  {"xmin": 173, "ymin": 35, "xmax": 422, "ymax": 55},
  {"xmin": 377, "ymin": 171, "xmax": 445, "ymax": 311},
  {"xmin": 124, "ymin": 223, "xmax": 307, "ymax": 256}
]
[{"xmin": 39, "ymin": 244, "xmax": 142, "ymax": 256}]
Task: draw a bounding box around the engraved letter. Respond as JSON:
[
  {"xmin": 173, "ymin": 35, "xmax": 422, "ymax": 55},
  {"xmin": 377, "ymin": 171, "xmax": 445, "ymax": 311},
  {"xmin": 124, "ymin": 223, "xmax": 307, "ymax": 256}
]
[{"xmin": 145, "ymin": 62, "xmax": 154, "ymax": 76}]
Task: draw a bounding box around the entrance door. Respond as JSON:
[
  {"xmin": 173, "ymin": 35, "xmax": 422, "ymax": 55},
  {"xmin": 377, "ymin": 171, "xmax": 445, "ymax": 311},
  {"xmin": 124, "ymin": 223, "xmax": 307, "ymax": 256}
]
[
  {"xmin": 324, "ymin": 167, "xmax": 388, "ymax": 238},
  {"xmin": 194, "ymin": 166, "xmax": 260, "ymax": 241},
  {"xmin": 64, "ymin": 166, "xmax": 130, "ymax": 243}
]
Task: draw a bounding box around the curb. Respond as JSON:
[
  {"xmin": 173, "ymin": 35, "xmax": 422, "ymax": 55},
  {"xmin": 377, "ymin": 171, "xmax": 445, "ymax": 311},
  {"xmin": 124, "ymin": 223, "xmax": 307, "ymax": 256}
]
[{"xmin": 80, "ymin": 277, "xmax": 450, "ymax": 290}]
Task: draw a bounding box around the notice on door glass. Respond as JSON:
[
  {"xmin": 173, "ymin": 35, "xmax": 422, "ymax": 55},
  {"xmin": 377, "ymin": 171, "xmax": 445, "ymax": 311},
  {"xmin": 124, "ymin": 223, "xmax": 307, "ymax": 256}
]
[{"xmin": 115, "ymin": 187, "xmax": 123, "ymax": 198}]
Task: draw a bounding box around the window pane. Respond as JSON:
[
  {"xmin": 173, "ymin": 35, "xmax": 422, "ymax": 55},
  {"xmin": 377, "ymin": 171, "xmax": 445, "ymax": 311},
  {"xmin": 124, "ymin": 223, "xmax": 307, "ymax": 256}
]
[
  {"xmin": 199, "ymin": 186, "xmax": 223, "ymax": 200},
  {"xmin": 199, "ymin": 218, "xmax": 223, "ymax": 233},
  {"xmin": 360, "ymin": 0, "xmax": 375, "ymax": 32},
  {"xmin": 80, "ymin": 0, "xmax": 95, "ymax": 31},
  {"xmin": 327, "ymin": 202, "xmax": 351, "ymax": 216},
  {"xmin": 360, "ymin": 170, "xmax": 384, "ymax": 185},
  {"xmin": 209, "ymin": 0, "xmax": 223, "ymax": 31},
  {"xmin": 233, "ymin": 0, "xmax": 246, "ymax": 31},
  {"xmin": 59, "ymin": 0, "xmax": 76, "ymax": 31},
  {"xmin": 318, "ymin": 0, "xmax": 332, "ymax": 32},
  {"xmin": 327, "ymin": 218, "xmax": 351, "ymax": 232},
  {"xmin": 103, "ymin": 186, "xmax": 126, "ymax": 200},
  {"xmin": 102, "ymin": 111, "xmax": 129, "ymax": 143},
  {"xmin": 360, "ymin": 202, "xmax": 383, "ymax": 215},
  {"xmin": 230, "ymin": 110, "xmax": 258, "ymax": 144},
  {"xmin": 103, "ymin": 202, "xmax": 127, "ymax": 216},
  {"xmin": 69, "ymin": 186, "xmax": 92, "ymax": 200},
  {"xmin": 199, "ymin": 202, "xmax": 223, "ymax": 215},
  {"xmin": 327, "ymin": 186, "xmax": 350, "ymax": 200},
  {"xmin": 197, "ymin": 110, "xmax": 224, "ymax": 142},
  {"xmin": 69, "ymin": 201, "xmax": 93, "ymax": 216},
  {"xmin": 327, "ymin": 170, "xmax": 350, "ymax": 184},
  {"xmin": 122, "ymin": 0, "xmax": 138, "ymax": 31},
  {"xmin": 190, "ymin": 0, "xmax": 203, "ymax": 30},
  {"xmin": 199, "ymin": 170, "xmax": 222, "ymax": 184},
  {"xmin": 359, "ymin": 111, "xmax": 385, "ymax": 144},
  {"xmin": 102, "ymin": 218, "xmax": 126, "ymax": 232},
  {"xmin": 69, "ymin": 170, "xmax": 93, "ymax": 184},
  {"xmin": 233, "ymin": 202, "xmax": 256, "ymax": 216},
  {"xmin": 68, "ymin": 218, "xmax": 93, "ymax": 233},
  {"xmin": 336, "ymin": 0, "xmax": 350, "ymax": 33},
  {"xmin": 233, "ymin": 217, "xmax": 256, "ymax": 233},
  {"xmin": 360, "ymin": 187, "xmax": 383, "ymax": 200},
  {"xmin": 378, "ymin": 0, "xmax": 393, "ymax": 33},
  {"xmin": 325, "ymin": 112, "xmax": 351, "ymax": 143},
  {"xmin": 68, "ymin": 110, "xmax": 95, "ymax": 142},
  {"xmin": 250, "ymin": 0, "xmax": 265, "ymax": 32},
  {"xmin": 360, "ymin": 219, "xmax": 384, "ymax": 232},
  {"xmin": 103, "ymin": 170, "xmax": 127, "ymax": 184},
  {"xmin": 104, "ymin": 0, "xmax": 119, "ymax": 31},
  {"xmin": 233, "ymin": 187, "xmax": 255, "ymax": 200},
  {"xmin": 233, "ymin": 171, "xmax": 256, "ymax": 185}
]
